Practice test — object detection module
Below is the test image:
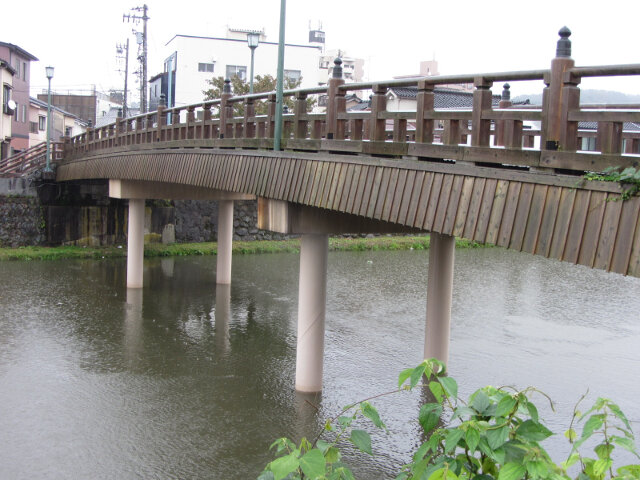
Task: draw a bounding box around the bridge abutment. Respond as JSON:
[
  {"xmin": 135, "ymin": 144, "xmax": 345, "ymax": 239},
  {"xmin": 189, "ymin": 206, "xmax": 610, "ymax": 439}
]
[{"xmin": 424, "ymin": 232, "xmax": 455, "ymax": 364}]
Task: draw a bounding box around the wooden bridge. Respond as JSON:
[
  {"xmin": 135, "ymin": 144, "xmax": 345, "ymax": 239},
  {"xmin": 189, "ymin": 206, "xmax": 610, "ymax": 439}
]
[{"xmin": 28, "ymin": 28, "xmax": 640, "ymax": 391}]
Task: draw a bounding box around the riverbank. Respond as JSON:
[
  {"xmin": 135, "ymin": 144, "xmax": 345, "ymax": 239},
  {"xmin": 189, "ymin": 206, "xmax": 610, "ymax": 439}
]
[{"xmin": 0, "ymin": 235, "xmax": 485, "ymax": 261}]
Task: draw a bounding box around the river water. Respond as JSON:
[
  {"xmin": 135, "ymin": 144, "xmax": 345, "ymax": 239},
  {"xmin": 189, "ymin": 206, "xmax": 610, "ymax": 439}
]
[{"xmin": 1, "ymin": 247, "xmax": 639, "ymax": 479}]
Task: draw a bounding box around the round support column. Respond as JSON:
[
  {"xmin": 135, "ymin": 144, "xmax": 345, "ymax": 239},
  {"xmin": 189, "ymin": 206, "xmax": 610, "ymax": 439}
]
[
  {"xmin": 127, "ymin": 198, "xmax": 145, "ymax": 288},
  {"xmin": 424, "ymin": 232, "xmax": 455, "ymax": 364},
  {"xmin": 216, "ymin": 200, "xmax": 234, "ymax": 285},
  {"xmin": 295, "ymin": 233, "xmax": 329, "ymax": 393}
]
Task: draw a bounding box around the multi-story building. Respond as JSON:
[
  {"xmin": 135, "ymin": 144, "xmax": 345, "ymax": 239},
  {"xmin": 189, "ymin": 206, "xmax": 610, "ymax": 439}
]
[
  {"xmin": 150, "ymin": 28, "xmax": 322, "ymax": 108},
  {"xmin": 0, "ymin": 42, "xmax": 38, "ymax": 154},
  {"xmin": 36, "ymin": 90, "xmax": 122, "ymax": 127},
  {"xmin": 318, "ymin": 49, "xmax": 364, "ymax": 85},
  {"xmin": 1, "ymin": 59, "xmax": 15, "ymax": 159},
  {"xmin": 28, "ymin": 97, "xmax": 88, "ymax": 147}
]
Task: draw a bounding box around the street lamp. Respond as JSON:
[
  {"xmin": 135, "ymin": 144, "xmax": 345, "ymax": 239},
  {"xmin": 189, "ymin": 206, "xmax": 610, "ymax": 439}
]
[
  {"xmin": 247, "ymin": 32, "xmax": 260, "ymax": 94},
  {"xmin": 45, "ymin": 66, "xmax": 54, "ymax": 172}
]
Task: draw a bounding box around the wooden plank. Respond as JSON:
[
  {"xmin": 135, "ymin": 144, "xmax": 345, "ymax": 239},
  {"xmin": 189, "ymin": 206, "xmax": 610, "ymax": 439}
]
[
  {"xmin": 326, "ymin": 162, "xmax": 343, "ymax": 209},
  {"xmin": 318, "ymin": 162, "xmax": 335, "ymax": 208},
  {"xmin": 521, "ymin": 184, "xmax": 549, "ymax": 254},
  {"xmin": 627, "ymin": 203, "xmax": 640, "ymax": 277},
  {"xmin": 373, "ymin": 168, "xmax": 392, "ymax": 220},
  {"xmin": 463, "ymin": 177, "xmax": 487, "ymax": 240},
  {"xmin": 365, "ymin": 167, "xmax": 385, "ymax": 218},
  {"xmin": 442, "ymin": 175, "xmax": 465, "ymax": 235},
  {"xmin": 357, "ymin": 166, "xmax": 377, "ymax": 217},
  {"xmin": 577, "ymin": 191, "xmax": 607, "ymax": 268},
  {"xmin": 451, "ymin": 176, "xmax": 475, "ymax": 237},
  {"xmin": 381, "ymin": 168, "xmax": 400, "ymax": 222},
  {"xmin": 497, "ymin": 182, "xmax": 522, "ymax": 248},
  {"xmin": 277, "ymin": 158, "xmax": 293, "ymax": 200},
  {"xmin": 331, "ymin": 162, "xmax": 348, "ymax": 212},
  {"xmin": 296, "ymin": 161, "xmax": 313, "ymax": 204},
  {"xmin": 287, "ymin": 159, "xmax": 302, "ymax": 202},
  {"xmin": 259, "ymin": 157, "xmax": 275, "ymax": 198},
  {"xmin": 405, "ymin": 170, "xmax": 426, "ymax": 227},
  {"xmin": 594, "ymin": 197, "xmax": 623, "ymax": 271},
  {"xmin": 562, "ymin": 190, "xmax": 592, "ymax": 264},
  {"xmin": 245, "ymin": 155, "xmax": 259, "ymax": 193},
  {"xmin": 353, "ymin": 165, "xmax": 371, "ymax": 216},
  {"xmin": 306, "ymin": 161, "xmax": 323, "ymax": 206},
  {"xmin": 389, "ymin": 169, "xmax": 409, "ymax": 224},
  {"xmin": 323, "ymin": 162, "xmax": 339, "ymax": 208},
  {"xmin": 252, "ymin": 157, "xmax": 267, "ymax": 196},
  {"xmin": 610, "ymin": 197, "xmax": 640, "ymax": 275},
  {"xmin": 509, "ymin": 183, "xmax": 534, "ymax": 251},
  {"xmin": 269, "ymin": 157, "xmax": 284, "ymax": 199},
  {"xmin": 473, "ymin": 178, "xmax": 498, "ymax": 243},
  {"xmin": 338, "ymin": 163, "xmax": 356, "ymax": 212},
  {"xmin": 434, "ymin": 174, "xmax": 454, "ymax": 232},
  {"xmin": 535, "ymin": 186, "xmax": 562, "ymax": 257},
  {"xmin": 548, "ymin": 188, "xmax": 577, "ymax": 260},
  {"xmin": 485, "ymin": 180, "xmax": 510, "ymax": 245},
  {"xmin": 397, "ymin": 170, "xmax": 416, "ymax": 226},
  {"xmin": 422, "ymin": 173, "xmax": 444, "ymax": 231},
  {"xmin": 347, "ymin": 164, "xmax": 364, "ymax": 214}
]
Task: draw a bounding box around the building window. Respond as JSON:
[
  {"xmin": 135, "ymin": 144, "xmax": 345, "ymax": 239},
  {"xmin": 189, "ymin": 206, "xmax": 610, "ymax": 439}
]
[
  {"xmin": 284, "ymin": 69, "xmax": 301, "ymax": 83},
  {"xmin": 65, "ymin": 126, "xmax": 73, "ymax": 137},
  {"xmin": 30, "ymin": 121, "xmax": 38, "ymax": 134},
  {"xmin": 581, "ymin": 136, "xmax": 596, "ymax": 151},
  {"xmin": 225, "ymin": 65, "xmax": 247, "ymax": 81},
  {"xmin": 198, "ymin": 62, "xmax": 215, "ymax": 73},
  {"xmin": 2, "ymin": 84, "xmax": 11, "ymax": 113},
  {"xmin": 39, "ymin": 115, "xmax": 46, "ymax": 131},
  {"xmin": 22, "ymin": 62, "xmax": 27, "ymax": 80},
  {"xmin": 22, "ymin": 104, "xmax": 27, "ymax": 123}
]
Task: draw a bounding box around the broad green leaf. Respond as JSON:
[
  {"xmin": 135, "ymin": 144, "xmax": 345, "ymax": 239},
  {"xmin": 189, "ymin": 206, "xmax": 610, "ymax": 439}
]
[
  {"xmin": 563, "ymin": 453, "xmax": 580, "ymax": 468},
  {"xmin": 338, "ymin": 415, "xmax": 353, "ymax": 429},
  {"xmin": 611, "ymin": 436, "xmax": 639, "ymax": 457},
  {"xmin": 445, "ymin": 428, "xmax": 465, "ymax": 453},
  {"xmin": 564, "ymin": 428, "xmax": 577, "ymax": 442},
  {"xmin": 350, "ymin": 429, "xmax": 372, "ymax": 455},
  {"xmin": 257, "ymin": 470, "xmax": 275, "ymax": 480},
  {"xmin": 440, "ymin": 377, "xmax": 459, "ymax": 400},
  {"xmin": 399, "ymin": 368, "xmax": 414, "ymax": 388},
  {"xmin": 496, "ymin": 396, "xmax": 517, "ymax": 418},
  {"xmin": 452, "ymin": 406, "xmax": 478, "ymax": 421},
  {"xmin": 581, "ymin": 414, "xmax": 605, "ymax": 439},
  {"xmin": 608, "ymin": 403, "xmax": 632, "ymax": 431},
  {"xmin": 497, "ymin": 462, "xmax": 526, "ymax": 480},
  {"xmin": 325, "ymin": 446, "xmax": 341, "ymax": 464},
  {"xmin": 362, "ymin": 401, "xmax": 385, "ymax": 429},
  {"xmin": 430, "ymin": 381, "xmax": 445, "ymax": 403},
  {"xmin": 299, "ymin": 449, "xmax": 326, "ymax": 479},
  {"xmin": 595, "ymin": 443, "xmax": 614, "ymax": 460},
  {"xmin": 330, "ymin": 465, "xmax": 356, "ymax": 480},
  {"xmin": 471, "ymin": 391, "xmax": 491, "ymax": 415},
  {"xmin": 487, "ymin": 425, "xmax": 510, "ymax": 450},
  {"xmin": 413, "ymin": 441, "xmax": 431, "ymax": 462},
  {"xmin": 410, "ymin": 458, "xmax": 430, "ymax": 478},
  {"xmin": 411, "ymin": 364, "xmax": 427, "ymax": 388},
  {"xmin": 525, "ymin": 460, "xmax": 549, "ymax": 479},
  {"xmin": 419, "ymin": 403, "xmax": 443, "ymax": 433},
  {"xmin": 316, "ymin": 439, "xmax": 331, "ymax": 454},
  {"xmin": 395, "ymin": 473, "xmax": 410, "ymax": 480},
  {"xmin": 516, "ymin": 420, "xmax": 553, "ymax": 442},
  {"xmin": 466, "ymin": 427, "xmax": 481, "ymax": 452},
  {"xmin": 617, "ymin": 465, "xmax": 640, "ymax": 477},
  {"xmin": 428, "ymin": 467, "xmax": 459, "ymax": 480},
  {"xmin": 269, "ymin": 453, "xmax": 300, "ymax": 480},
  {"xmin": 526, "ymin": 401, "xmax": 539, "ymax": 423},
  {"xmin": 593, "ymin": 458, "xmax": 613, "ymax": 477}
]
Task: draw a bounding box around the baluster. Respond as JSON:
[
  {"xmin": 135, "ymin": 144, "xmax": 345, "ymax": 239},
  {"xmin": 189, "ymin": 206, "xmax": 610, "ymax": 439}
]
[
  {"xmin": 187, "ymin": 105, "xmax": 196, "ymax": 139},
  {"xmin": 266, "ymin": 93, "xmax": 276, "ymax": 139},
  {"xmin": 471, "ymin": 76, "xmax": 493, "ymax": 147},
  {"xmin": 325, "ymin": 58, "xmax": 345, "ymax": 140},
  {"xmin": 156, "ymin": 105, "xmax": 166, "ymax": 142},
  {"xmin": 416, "ymin": 81, "xmax": 435, "ymax": 144},
  {"xmin": 393, "ymin": 117, "xmax": 407, "ymax": 143},
  {"xmin": 294, "ymin": 92, "xmax": 308, "ymax": 139},
  {"xmin": 370, "ymin": 85, "xmax": 387, "ymax": 141},
  {"xmin": 244, "ymin": 98, "xmax": 255, "ymax": 139},
  {"xmin": 219, "ymin": 79, "xmax": 233, "ymax": 139},
  {"xmin": 597, "ymin": 122, "xmax": 623, "ymax": 154}
]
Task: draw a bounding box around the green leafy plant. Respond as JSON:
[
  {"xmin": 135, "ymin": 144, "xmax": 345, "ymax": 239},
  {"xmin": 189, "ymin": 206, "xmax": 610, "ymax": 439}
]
[
  {"xmin": 259, "ymin": 359, "xmax": 639, "ymax": 480},
  {"xmin": 584, "ymin": 166, "xmax": 640, "ymax": 200}
]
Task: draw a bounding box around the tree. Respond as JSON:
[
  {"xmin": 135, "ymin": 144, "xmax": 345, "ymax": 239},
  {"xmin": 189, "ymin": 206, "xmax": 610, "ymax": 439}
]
[{"xmin": 203, "ymin": 74, "xmax": 315, "ymax": 117}]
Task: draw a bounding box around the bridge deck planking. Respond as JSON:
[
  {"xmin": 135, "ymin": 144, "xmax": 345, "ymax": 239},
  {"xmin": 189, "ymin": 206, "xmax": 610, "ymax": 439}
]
[{"xmin": 56, "ymin": 149, "xmax": 640, "ymax": 277}]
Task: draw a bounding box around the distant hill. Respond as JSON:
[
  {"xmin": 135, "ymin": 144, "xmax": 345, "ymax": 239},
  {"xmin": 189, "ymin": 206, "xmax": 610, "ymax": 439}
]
[{"xmin": 513, "ymin": 90, "xmax": 640, "ymax": 105}]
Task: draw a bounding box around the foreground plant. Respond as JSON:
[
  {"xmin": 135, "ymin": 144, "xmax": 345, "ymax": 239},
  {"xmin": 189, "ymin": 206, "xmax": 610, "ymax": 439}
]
[{"xmin": 259, "ymin": 359, "xmax": 639, "ymax": 480}]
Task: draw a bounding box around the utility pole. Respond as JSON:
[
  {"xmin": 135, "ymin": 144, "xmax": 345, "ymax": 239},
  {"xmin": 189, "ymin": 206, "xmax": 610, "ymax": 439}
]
[
  {"xmin": 123, "ymin": 4, "xmax": 149, "ymax": 112},
  {"xmin": 116, "ymin": 38, "xmax": 130, "ymax": 118}
]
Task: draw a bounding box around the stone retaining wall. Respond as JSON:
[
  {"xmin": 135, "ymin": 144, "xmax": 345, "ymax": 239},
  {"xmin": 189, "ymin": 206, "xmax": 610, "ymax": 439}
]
[{"xmin": 0, "ymin": 196, "xmax": 45, "ymax": 247}]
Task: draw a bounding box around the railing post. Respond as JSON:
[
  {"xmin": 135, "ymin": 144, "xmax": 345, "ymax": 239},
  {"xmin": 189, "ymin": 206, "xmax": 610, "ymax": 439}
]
[
  {"xmin": 266, "ymin": 93, "xmax": 277, "ymax": 139},
  {"xmin": 202, "ymin": 102, "xmax": 212, "ymax": 139},
  {"xmin": 543, "ymin": 27, "xmax": 576, "ymax": 151},
  {"xmin": 597, "ymin": 122, "xmax": 623, "ymax": 154},
  {"xmin": 471, "ymin": 76, "xmax": 493, "ymax": 147},
  {"xmin": 294, "ymin": 92, "xmax": 308, "ymax": 139},
  {"xmin": 186, "ymin": 105, "xmax": 196, "ymax": 139},
  {"xmin": 219, "ymin": 79, "xmax": 232, "ymax": 139},
  {"xmin": 325, "ymin": 58, "xmax": 345, "ymax": 140},
  {"xmin": 416, "ymin": 81, "xmax": 435, "ymax": 144},
  {"xmin": 156, "ymin": 105, "xmax": 166, "ymax": 142},
  {"xmin": 370, "ymin": 84, "xmax": 388, "ymax": 142},
  {"xmin": 243, "ymin": 98, "xmax": 256, "ymax": 139}
]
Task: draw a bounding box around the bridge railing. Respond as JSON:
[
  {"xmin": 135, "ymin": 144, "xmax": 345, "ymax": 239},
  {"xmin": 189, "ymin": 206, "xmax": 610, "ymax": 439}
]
[{"xmin": 65, "ymin": 27, "xmax": 640, "ymax": 176}]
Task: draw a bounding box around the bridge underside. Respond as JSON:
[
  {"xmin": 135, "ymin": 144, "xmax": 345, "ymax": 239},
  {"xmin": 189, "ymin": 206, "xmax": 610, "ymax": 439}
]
[{"xmin": 58, "ymin": 147, "xmax": 640, "ymax": 277}]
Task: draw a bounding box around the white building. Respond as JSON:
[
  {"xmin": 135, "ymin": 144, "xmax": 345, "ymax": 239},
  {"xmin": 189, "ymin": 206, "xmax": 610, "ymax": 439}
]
[{"xmin": 154, "ymin": 29, "xmax": 322, "ymax": 107}]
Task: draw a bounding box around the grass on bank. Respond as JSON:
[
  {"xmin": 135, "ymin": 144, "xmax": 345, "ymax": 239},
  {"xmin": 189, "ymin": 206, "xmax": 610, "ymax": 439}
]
[{"xmin": 0, "ymin": 235, "xmax": 485, "ymax": 262}]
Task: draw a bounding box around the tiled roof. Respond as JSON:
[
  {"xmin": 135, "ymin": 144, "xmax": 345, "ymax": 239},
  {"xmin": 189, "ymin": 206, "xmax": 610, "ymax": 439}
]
[
  {"xmin": 389, "ymin": 87, "xmax": 501, "ymax": 108},
  {"xmin": 578, "ymin": 121, "xmax": 640, "ymax": 131}
]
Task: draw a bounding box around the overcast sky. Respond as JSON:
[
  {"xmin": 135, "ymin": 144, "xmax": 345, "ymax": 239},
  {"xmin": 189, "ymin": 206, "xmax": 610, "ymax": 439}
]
[{"xmin": 4, "ymin": 0, "xmax": 639, "ymax": 102}]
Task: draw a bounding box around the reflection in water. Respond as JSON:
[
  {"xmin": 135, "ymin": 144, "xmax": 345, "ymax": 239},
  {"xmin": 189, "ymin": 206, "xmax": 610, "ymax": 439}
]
[{"xmin": 0, "ymin": 249, "xmax": 638, "ymax": 479}]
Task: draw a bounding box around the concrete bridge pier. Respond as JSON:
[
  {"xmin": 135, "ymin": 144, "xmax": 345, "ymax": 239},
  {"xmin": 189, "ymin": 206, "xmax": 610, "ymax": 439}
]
[
  {"xmin": 424, "ymin": 232, "xmax": 455, "ymax": 365},
  {"xmin": 257, "ymin": 197, "xmax": 416, "ymax": 392},
  {"xmin": 216, "ymin": 200, "xmax": 234, "ymax": 285},
  {"xmin": 126, "ymin": 198, "xmax": 145, "ymax": 288}
]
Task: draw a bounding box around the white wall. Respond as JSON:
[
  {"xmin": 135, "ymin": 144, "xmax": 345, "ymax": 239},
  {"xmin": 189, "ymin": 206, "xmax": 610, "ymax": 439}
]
[{"xmin": 165, "ymin": 35, "xmax": 321, "ymax": 106}]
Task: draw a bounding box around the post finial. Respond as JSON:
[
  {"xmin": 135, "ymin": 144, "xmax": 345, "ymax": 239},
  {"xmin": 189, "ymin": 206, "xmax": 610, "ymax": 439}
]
[
  {"xmin": 501, "ymin": 83, "xmax": 511, "ymax": 101},
  {"xmin": 223, "ymin": 78, "xmax": 232, "ymax": 94},
  {"xmin": 332, "ymin": 57, "xmax": 343, "ymax": 79},
  {"xmin": 159, "ymin": 94, "xmax": 166, "ymax": 108},
  {"xmin": 556, "ymin": 26, "xmax": 572, "ymax": 58}
]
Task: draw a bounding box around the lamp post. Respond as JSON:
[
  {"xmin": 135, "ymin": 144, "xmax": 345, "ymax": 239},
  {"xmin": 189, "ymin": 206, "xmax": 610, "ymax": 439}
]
[
  {"xmin": 45, "ymin": 66, "xmax": 54, "ymax": 172},
  {"xmin": 247, "ymin": 32, "xmax": 260, "ymax": 94}
]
